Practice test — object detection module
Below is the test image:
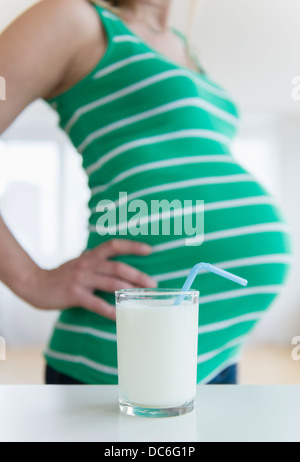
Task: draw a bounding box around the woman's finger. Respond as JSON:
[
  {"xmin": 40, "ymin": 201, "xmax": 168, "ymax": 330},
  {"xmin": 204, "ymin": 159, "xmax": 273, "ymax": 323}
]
[
  {"xmin": 93, "ymin": 239, "xmax": 153, "ymax": 260},
  {"xmin": 77, "ymin": 289, "xmax": 116, "ymax": 321},
  {"xmin": 94, "ymin": 261, "xmax": 157, "ymax": 288},
  {"xmin": 84, "ymin": 274, "xmax": 138, "ymax": 292}
]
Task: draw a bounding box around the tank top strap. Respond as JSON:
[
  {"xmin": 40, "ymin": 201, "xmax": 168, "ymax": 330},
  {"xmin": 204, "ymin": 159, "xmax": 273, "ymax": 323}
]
[
  {"xmin": 94, "ymin": 4, "xmax": 206, "ymax": 75},
  {"xmin": 172, "ymin": 27, "xmax": 206, "ymax": 75},
  {"xmin": 92, "ymin": 4, "xmax": 130, "ymax": 39}
]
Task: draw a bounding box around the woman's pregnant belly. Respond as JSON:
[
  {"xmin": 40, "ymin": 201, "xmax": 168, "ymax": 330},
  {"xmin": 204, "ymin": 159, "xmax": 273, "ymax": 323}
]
[
  {"xmin": 87, "ymin": 157, "xmax": 291, "ymax": 301},
  {"xmin": 85, "ymin": 157, "xmax": 291, "ymax": 377}
]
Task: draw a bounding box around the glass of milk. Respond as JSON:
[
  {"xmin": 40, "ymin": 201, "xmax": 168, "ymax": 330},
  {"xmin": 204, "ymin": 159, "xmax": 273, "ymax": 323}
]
[{"xmin": 116, "ymin": 289, "xmax": 199, "ymax": 418}]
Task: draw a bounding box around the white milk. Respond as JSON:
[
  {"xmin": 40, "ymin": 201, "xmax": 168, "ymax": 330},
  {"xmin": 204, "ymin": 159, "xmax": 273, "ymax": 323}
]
[{"xmin": 116, "ymin": 300, "xmax": 199, "ymax": 408}]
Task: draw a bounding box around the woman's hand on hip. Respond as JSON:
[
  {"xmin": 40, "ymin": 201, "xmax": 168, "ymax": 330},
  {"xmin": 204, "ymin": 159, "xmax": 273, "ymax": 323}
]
[{"xmin": 26, "ymin": 240, "xmax": 157, "ymax": 321}]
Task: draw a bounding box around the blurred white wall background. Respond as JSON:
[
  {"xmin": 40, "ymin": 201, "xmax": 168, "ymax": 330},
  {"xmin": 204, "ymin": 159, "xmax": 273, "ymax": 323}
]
[{"xmin": 0, "ymin": 0, "xmax": 299, "ymax": 347}]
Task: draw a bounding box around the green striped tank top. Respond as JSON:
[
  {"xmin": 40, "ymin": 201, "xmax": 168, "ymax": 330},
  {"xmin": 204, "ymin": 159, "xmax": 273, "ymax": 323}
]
[{"xmin": 44, "ymin": 4, "xmax": 291, "ymax": 384}]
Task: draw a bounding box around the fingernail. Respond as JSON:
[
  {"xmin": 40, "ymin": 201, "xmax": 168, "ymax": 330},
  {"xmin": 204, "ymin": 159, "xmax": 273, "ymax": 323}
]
[
  {"xmin": 146, "ymin": 278, "xmax": 158, "ymax": 288},
  {"xmin": 142, "ymin": 245, "xmax": 153, "ymax": 254}
]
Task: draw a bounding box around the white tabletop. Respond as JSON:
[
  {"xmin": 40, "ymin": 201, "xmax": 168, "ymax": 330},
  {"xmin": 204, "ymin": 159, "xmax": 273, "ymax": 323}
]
[{"xmin": 0, "ymin": 385, "xmax": 299, "ymax": 442}]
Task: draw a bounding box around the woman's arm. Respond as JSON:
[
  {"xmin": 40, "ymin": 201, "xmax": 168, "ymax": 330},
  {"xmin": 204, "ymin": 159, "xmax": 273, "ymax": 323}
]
[
  {"xmin": 0, "ymin": 215, "xmax": 42, "ymax": 298},
  {"xmin": 0, "ymin": 215, "xmax": 156, "ymax": 320},
  {"xmin": 0, "ymin": 0, "xmax": 104, "ymax": 132},
  {"xmin": 0, "ymin": 0, "xmax": 157, "ymax": 320}
]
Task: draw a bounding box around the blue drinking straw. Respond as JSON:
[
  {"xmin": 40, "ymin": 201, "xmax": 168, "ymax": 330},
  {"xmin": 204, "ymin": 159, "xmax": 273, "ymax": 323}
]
[{"xmin": 175, "ymin": 262, "xmax": 248, "ymax": 305}]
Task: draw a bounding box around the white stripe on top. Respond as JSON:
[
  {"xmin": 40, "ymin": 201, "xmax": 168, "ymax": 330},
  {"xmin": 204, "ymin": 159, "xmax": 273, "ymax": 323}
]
[
  {"xmin": 68, "ymin": 70, "xmax": 200, "ymax": 132},
  {"xmin": 93, "ymin": 52, "xmax": 157, "ymax": 79},
  {"xmin": 155, "ymin": 254, "xmax": 293, "ymax": 282},
  {"xmin": 90, "ymin": 154, "xmax": 235, "ymax": 194},
  {"xmin": 89, "ymin": 222, "xmax": 289, "ymax": 250},
  {"xmin": 204, "ymin": 195, "xmax": 276, "ymax": 212},
  {"xmin": 113, "ymin": 35, "xmax": 142, "ymax": 43},
  {"xmin": 46, "ymin": 349, "xmax": 118, "ymax": 376},
  {"xmin": 55, "ymin": 322, "xmax": 117, "ymax": 342},
  {"xmin": 46, "ymin": 341, "xmax": 242, "ymax": 376},
  {"xmin": 90, "ymin": 173, "xmax": 252, "ymax": 208},
  {"xmin": 65, "ymin": 71, "xmax": 239, "ymax": 134},
  {"xmin": 197, "ymin": 335, "xmax": 247, "ymax": 363},
  {"xmin": 52, "ymin": 311, "xmax": 262, "ymax": 342},
  {"xmin": 93, "ymin": 52, "xmax": 232, "ymax": 101},
  {"xmin": 101, "ymin": 10, "xmax": 118, "ymax": 21},
  {"xmin": 150, "ymin": 223, "xmax": 290, "ymax": 253},
  {"xmin": 199, "ymin": 285, "xmax": 282, "ymax": 305},
  {"xmin": 77, "ymin": 97, "xmax": 238, "ymax": 153},
  {"xmin": 198, "ymin": 312, "xmax": 264, "ymax": 335},
  {"xmin": 86, "ymin": 131, "xmax": 232, "ymax": 176},
  {"xmin": 54, "ymin": 312, "xmax": 264, "ymax": 342}
]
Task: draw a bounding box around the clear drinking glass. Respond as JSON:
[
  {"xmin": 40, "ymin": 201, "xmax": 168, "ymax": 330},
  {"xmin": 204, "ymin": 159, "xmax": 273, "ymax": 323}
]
[{"xmin": 116, "ymin": 289, "xmax": 199, "ymax": 418}]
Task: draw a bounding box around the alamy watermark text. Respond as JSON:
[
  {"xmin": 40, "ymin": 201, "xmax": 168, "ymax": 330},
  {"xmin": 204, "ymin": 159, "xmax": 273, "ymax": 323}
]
[
  {"xmin": 291, "ymin": 76, "xmax": 300, "ymax": 101},
  {"xmin": 95, "ymin": 194, "xmax": 205, "ymax": 246},
  {"xmin": 0, "ymin": 336, "xmax": 6, "ymax": 361},
  {"xmin": 292, "ymin": 336, "xmax": 300, "ymax": 361},
  {"xmin": 0, "ymin": 76, "xmax": 6, "ymax": 101}
]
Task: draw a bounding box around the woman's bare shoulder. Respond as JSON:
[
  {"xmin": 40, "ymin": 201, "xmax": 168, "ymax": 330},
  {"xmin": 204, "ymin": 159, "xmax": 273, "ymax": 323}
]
[
  {"xmin": 0, "ymin": 0, "xmax": 105, "ymax": 132},
  {"xmin": 39, "ymin": 0, "xmax": 107, "ymax": 99},
  {"xmin": 28, "ymin": 0, "xmax": 102, "ymax": 41}
]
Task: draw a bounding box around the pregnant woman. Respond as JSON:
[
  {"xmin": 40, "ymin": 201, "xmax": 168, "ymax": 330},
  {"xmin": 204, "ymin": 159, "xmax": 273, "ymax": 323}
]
[{"xmin": 0, "ymin": 0, "xmax": 291, "ymax": 385}]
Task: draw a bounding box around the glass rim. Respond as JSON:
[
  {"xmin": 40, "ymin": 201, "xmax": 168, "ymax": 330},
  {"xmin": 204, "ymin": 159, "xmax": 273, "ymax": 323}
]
[{"xmin": 115, "ymin": 288, "xmax": 199, "ymax": 297}]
